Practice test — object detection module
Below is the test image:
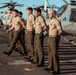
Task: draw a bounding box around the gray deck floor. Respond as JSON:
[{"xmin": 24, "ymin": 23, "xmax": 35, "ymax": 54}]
[{"xmin": 0, "ymin": 29, "xmax": 76, "ymax": 75}]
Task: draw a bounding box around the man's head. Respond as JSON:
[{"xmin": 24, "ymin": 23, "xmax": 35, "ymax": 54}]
[
  {"xmin": 48, "ymin": 10, "xmax": 56, "ymax": 19},
  {"xmin": 12, "ymin": 9, "xmax": 18, "ymax": 17},
  {"xmin": 18, "ymin": 11, "xmax": 23, "ymax": 17},
  {"xmin": 26, "ymin": 7, "xmax": 33, "ymax": 16},
  {"xmin": 8, "ymin": 9, "xmax": 13, "ymax": 14},
  {"xmin": 34, "ymin": 8, "xmax": 41, "ymax": 17}
]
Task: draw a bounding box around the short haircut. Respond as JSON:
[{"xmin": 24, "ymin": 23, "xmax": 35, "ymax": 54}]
[
  {"xmin": 19, "ymin": 11, "xmax": 23, "ymax": 15},
  {"xmin": 53, "ymin": 10, "xmax": 56, "ymax": 15},
  {"xmin": 26, "ymin": 7, "xmax": 33, "ymax": 11},
  {"xmin": 12, "ymin": 9, "xmax": 18, "ymax": 13},
  {"xmin": 9, "ymin": 8, "xmax": 13, "ymax": 11},
  {"xmin": 34, "ymin": 8, "xmax": 41, "ymax": 13}
]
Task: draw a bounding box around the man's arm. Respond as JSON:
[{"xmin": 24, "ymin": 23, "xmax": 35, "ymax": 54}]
[
  {"xmin": 56, "ymin": 21, "xmax": 62, "ymax": 36},
  {"xmin": 19, "ymin": 18, "xmax": 26, "ymax": 29},
  {"xmin": 9, "ymin": 14, "xmax": 13, "ymax": 26},
  {"xmin": 40, "ymin": 18, "xmax": 47, "ymax": 31},
  {"xmin": 7, "ymin": 26, "xmax": 14, "ymax": 33},
  {"xmin": 43, "ymin": 25, "xmax": 47, "ymax": 31},
  {"xmin": 58, "ymin": 29, "xmax": 62, "ymax": 36}
]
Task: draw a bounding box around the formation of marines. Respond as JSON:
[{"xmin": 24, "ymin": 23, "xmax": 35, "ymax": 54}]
[{"xmin": 3, "ymin": 7, "xmax": 62, "ymax": 74}]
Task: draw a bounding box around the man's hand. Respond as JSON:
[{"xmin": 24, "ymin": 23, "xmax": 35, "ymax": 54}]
[
  {"xmin": 23, "ymin": 25, "xmax": 26, "ymax": 29},
  {"xmin": 58, "ymin": 29, "xmax": 62, "ymax": 36},
  {"xmin": 6, "ymin": 30, "xmax": 10, "ymax": 33},
  {"xmin": 32, "ymin": 25, "xmax": 35, "ymax": 29},
  {"xmin": 43, "ymin": 26, "xmax": 47, "ymax": 31}
]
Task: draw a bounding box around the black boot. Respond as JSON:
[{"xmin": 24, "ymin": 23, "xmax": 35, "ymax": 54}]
[
  {"xmin": 3, "ymin": 52, "xmax": 11, "ymax": 56},
  {"xmin": 37, "ymin": 64, "xmax": 44, "ymax": 67},
  {"xmin": 52, "ymin": 71, "xmax": 60, "ymax": 74}
]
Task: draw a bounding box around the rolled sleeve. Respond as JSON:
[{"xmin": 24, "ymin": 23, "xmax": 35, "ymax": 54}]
[
  {"xmin": 56, "ymin": 21, "xmax": 61, "ymax": 30},
  {"xmin": 41, "ymin": 18, "xmax": 45, "ymax": 27}
]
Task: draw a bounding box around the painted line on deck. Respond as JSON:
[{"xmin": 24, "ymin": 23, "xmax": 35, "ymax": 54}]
[
  {"xmin": 0, "ymin": 63, "xmax": 1, "ymax": 65},
  {"xmin": 7, "ymin": 60, "xmax": 32, "ymax": 65},
  {"xmin": 45, "ymin": 59, "xmax": 76, "ymax": 63}
]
